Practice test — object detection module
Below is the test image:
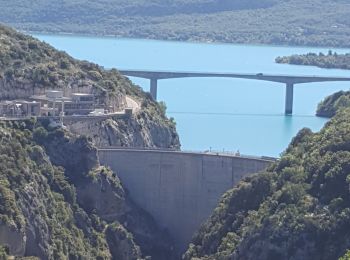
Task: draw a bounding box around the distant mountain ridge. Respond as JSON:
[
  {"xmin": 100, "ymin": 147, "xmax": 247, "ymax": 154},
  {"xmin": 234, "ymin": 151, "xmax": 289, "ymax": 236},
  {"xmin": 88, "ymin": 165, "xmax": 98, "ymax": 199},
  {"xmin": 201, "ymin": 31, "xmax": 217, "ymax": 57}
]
[{"xmin": 1, "ymin": 0, "xmax": 350, "ymax": 47}]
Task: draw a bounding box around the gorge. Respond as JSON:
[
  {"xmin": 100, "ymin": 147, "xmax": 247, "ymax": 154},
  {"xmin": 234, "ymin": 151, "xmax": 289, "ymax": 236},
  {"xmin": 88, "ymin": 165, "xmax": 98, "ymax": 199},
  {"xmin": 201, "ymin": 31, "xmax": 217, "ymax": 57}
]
[
  {"xmin": 2, "ymin": 21, "xmax": 350, "ymax": 260},
  {"xmin": 0, "ymin": 23, "xmax": 271, "ymax": 259}
]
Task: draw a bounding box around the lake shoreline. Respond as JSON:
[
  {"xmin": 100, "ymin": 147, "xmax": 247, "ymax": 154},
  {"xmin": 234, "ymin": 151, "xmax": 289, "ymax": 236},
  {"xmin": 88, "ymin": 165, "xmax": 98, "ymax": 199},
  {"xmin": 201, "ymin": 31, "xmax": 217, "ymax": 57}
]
[
  {"xmin": 33, "ymin": 34, "xmax": 350, "ymax": 157},
  {"xmin": 25, "ymin": 29, "xmax": 350, "ymax": 51}
]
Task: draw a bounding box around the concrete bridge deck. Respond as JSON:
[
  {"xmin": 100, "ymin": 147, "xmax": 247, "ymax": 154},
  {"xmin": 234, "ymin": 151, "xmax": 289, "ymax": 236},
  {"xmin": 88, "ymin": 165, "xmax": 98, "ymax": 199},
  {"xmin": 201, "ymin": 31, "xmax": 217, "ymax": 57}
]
[
  {"xmin": 119, "ymin": 69, "xmax": 350, "ymax": 114},
  {"xmin": 98, "ymin": 147, "xmax": 274, "ymax": 254}
]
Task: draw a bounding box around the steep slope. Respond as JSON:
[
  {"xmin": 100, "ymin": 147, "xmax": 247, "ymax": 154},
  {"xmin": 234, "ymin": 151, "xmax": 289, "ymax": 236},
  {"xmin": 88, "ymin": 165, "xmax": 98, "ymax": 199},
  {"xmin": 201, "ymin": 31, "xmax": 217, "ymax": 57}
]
[
  {"xmin": 0, "ymin": 119, "xmax": 175, "ymax": 259},
  {"xmin": 0, "ymin": 24, "xmax": 180, "ymax": 149},
  {"xmin": 316, "ymin": 91, "xmax": 350, "ymax": 118},
  {"xmin": 1, "ymin": 0, "xmax": 350, "ymax": 47},
  {"xmin": 0, "ymin": 24, "xmax": 178, "ymax": 259},
  {"xmin": 183, "ymin": 107, "xmax": 350, "ymax": 259},
  {"xmin": 0, "ymin": 119, "xmax": 113, "ymax": 259}
]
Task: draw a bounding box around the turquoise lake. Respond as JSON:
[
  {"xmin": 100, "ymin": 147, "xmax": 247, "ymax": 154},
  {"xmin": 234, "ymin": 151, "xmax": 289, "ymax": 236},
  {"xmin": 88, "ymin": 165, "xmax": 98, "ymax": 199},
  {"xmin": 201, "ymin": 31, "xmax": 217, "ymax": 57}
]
[{"xmin": 34, "ymin": 34, "xmax": 350, "ymax": 157}]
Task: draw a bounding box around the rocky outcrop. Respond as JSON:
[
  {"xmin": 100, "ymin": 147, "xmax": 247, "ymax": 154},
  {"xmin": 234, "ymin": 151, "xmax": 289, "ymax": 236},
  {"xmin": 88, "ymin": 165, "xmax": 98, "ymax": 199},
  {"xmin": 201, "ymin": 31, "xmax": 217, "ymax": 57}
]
[
  {"xmin": 75, "ymin": 167, "xmax": 176, "ymax": 259},
  {"xmin": 0, "ymin": 24, "xmax": 180, "ymax": 150},
  {"xmin": 0, "ymin": 25, "xmax": 130, "ymax": 110},
  {"xmin": 0, "ymin": 24, "xmax": 181, "ymax": 259},
  {"xmin": 105, "ymin": 223, "xmax": 142, "ymax": 260},
  {"xmin": 32, "ymin": 122, "xmax": 177, "ymax": 259},
  {"xmin": 75, "ymin": 167, "xmax": 129, "ymax": 220},
  {"xmin": 0, "ymin": 78, "xmax": 36, "ymax": 100},
  {"xmin": 0, "ymin": 224, "xmax": 25, "ymax": 256},
  {"xmin": 19, "ymin": 176, "xmax": 56, "ymax": 259},
  {"xmin": 316, "ymin": 90, "xmax": 350, "ymax": 118},
  {"xmin": 66, "ymin": 113, "xmax": 180, "ymax": 149}
]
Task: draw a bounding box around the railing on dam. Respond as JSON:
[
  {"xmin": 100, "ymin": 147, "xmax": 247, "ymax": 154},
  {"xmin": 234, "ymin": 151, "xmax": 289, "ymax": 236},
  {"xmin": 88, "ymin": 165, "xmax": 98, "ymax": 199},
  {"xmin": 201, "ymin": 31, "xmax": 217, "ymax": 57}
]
[
  {"xmin": 98, "ymin": 146, "xmax": 277, "ymax": 162},
  {"xmin": 98, "ymin": 147, "xmax": 275, "ymax": 254}
]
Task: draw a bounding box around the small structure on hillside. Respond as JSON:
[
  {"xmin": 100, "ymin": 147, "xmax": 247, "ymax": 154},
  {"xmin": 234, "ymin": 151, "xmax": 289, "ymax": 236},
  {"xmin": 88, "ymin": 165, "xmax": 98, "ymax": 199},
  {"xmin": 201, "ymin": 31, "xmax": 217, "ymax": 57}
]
[
  {"xmin": 31, "ymin": 90, "xmax": 95, "ymax": 116},
  {"xmin": 0, "ymin": 90, "xmax": 133, "ymax": 120},
  {"xmin": 0, "ymin": 100, "xmax": 40, "ymax": 117}
]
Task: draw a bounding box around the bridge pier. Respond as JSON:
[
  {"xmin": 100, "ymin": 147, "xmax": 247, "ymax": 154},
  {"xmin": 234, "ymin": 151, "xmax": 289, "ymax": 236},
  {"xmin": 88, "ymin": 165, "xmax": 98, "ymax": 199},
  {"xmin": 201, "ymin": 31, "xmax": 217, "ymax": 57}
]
[
  {"xmin": 285, "ymin": 83, "xmax": 294, "ymax": 115},
  {"xmin": 118, "ymin": 70, "xmax": 350, "ymax": 115},
  {"xmin": 150, "ymin": 78, "xmax": 158, "ymax": 100}
]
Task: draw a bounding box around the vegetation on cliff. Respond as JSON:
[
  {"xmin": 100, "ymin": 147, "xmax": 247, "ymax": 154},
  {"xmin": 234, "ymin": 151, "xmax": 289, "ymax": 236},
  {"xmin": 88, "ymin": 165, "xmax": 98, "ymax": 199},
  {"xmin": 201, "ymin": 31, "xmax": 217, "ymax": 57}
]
[
  {"xmin": 276, "ymin": 51, "xmax": 350, "ymax": 70},
  {"xmin": 1, "ymin": 0, "xmax": 350, "ymax": 47},
  {"xmin": 340, "ymin": 251, "xmax": 350, "ymax": 260},
  {"xmin": 0, "ymin": 120, "xmax": 111, "ymax": 258},
  {"xmin": 0, "ymin": 119, "xmax": 176, "ymax": 259},
  {"xmin": 316, "ymin": 91, "xmax": 350, "ymax": 118},
  {"xmin": 0, "ymin": 23, "xmax": 179, "ymax": 259},
  {"xmin": 0, "ymin": 24, "xmax": 130, "ymax": 101},
  {"xmin": 183, "ymin": 105, "xmax": 350, "ymax": 259},
  {"xmin": 0, "ymin": 24, "xmax": 180, "ymax": 149}
]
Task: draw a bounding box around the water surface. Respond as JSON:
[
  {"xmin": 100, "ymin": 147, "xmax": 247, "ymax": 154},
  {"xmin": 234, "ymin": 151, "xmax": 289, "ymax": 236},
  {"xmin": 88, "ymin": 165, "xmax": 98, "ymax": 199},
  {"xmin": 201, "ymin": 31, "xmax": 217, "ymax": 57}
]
[{"xmin": 34, "ymin": 34, "xmax": 350, "ymax": 156}]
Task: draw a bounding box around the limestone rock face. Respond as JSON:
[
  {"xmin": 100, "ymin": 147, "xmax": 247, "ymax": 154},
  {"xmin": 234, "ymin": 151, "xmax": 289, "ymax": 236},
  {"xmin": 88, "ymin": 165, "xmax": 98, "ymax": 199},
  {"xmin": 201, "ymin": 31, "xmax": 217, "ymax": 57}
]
[
  {"xmin": 0, "ymin": 224, "xmax": 26, "ymax": 256},
  {"xmin": 0, "ymin": 24, "xmax": 180, "ymax": 152},
  {"xmin": 76, "ymin": 168, "xmax": 129, "ymax": 221},
  {"xmin": 0, "ymin": 78, "xmax": 35, "ymax": 100},
  {"xmin": 18, "ymin": 176, "xmax": 54, "ymax": 259},
  {"xmin": 105, "ymin": 224, "xmax": 142, "ymax": 260},
  {"xmin": 67, "ymin": 115, "xmax": 180, "ymax": 149},
  {"xmin": 0, "ymin": 24, "xmax": 180, "ymax": 259},
  {"xmin": 34, "ymin": 124, "xmax": 177, "ymax": 260},
  {"xmin": 36, "ymin": 130, "xmax": 99, "ymax": 175}
]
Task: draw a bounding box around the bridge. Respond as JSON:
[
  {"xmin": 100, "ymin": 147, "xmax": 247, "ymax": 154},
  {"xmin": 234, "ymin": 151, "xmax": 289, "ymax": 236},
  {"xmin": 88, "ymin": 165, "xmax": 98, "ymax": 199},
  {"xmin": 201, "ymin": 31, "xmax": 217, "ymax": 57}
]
[
  {"xmin": 98, "ymin": 147, "xmax": 273, "ymax": 254},
  {"xmin": 119, "ymin": 70, "xmax": 350, "ymax": 115}
]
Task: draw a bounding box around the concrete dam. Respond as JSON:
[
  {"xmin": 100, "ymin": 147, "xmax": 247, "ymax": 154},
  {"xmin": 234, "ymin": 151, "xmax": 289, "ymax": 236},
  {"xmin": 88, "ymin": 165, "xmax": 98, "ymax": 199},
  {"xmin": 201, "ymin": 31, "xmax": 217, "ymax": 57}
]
[{"xmin": 98, "ymin": 148, "xmax": 273, "ymax": 253}]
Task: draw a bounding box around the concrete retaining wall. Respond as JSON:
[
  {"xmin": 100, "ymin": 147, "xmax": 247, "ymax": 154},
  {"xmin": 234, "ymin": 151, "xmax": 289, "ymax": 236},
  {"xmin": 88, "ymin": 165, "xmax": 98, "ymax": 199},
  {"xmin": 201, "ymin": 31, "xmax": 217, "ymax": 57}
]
[{"xmin": 98, "ymin": 149, "xmax": 272, "ymax": 253}]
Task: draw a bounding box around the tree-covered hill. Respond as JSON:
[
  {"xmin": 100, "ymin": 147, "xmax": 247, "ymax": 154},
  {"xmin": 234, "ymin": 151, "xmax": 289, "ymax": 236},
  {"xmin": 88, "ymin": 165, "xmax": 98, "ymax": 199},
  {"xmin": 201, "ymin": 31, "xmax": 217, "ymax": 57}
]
[
  {"xmin": 0, "ymin": 23, "xmax": 140, "ymax": 105},
  {"xmin": 183, "ymin": 104, "xmax": 350, "ymax": 259},
  {"xmin": 0, "ymin": 24, "xmax": 180, "ymax": 149},
  {"xmin": 0, "ymin": 119, "xmax": 176, "ymax": 259},
  {"xmin": 0, "ymin": 23, "xmax": 180, "ymax": 259},
  {"xmin": 316, "ymin": 90, "xmax": 350, "ymax": 118},
  {"xmin": 276, "ymin": 51, "xmax": 350, "ymax": 70},
  {"xmin": 1, "ymin": 0, "xmax": 350, "ymax": 47}
]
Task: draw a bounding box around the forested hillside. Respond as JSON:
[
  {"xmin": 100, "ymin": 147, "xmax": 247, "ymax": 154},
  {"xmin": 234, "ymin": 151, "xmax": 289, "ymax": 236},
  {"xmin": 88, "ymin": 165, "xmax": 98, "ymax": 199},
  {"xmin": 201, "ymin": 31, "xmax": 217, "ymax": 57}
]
[
  {"xmin": 183, "ymin": 102, "xmax": 350, "ymax": 259},
  {"xmin": 315, "ymin": 90, "xmax": 350, "ymax": 118},
  {"xmin": 0, "ymin": 23, "xmax": 182, "ymax": 259},
  {"xmin": 276, "ymin": 51, "xmax": 350, "ymax": 70},
  {"xmin": 0, "ymin": 24, "xmax": 180, "ymax": 149},
  {"xmin": 0, "ymin": 119, "xmax": 176, "ymax": 259},
  {"xmin": 1, "ymin": 0, "xmax": 350, "ymax": 47}
]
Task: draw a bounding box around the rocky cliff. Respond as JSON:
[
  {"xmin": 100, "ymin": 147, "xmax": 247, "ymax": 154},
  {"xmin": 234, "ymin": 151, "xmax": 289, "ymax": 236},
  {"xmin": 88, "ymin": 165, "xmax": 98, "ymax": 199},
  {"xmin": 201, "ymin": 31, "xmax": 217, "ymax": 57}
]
[
  {"xmin": 316, "ymin": 90, "xmax": 350, "ymax": 118},
  {"xmin": 67, "ymin": 111, "xmax": 179, "ymax": 148},
  {"xmin": 0, "ymin": 119, "xmax": 176, "ymax": 259},
  {"xmin": 0, "ymin": 24, "xmax": 180, "ymax": 149},
  {"xmin": 0, "ymin": 23, "xmax": 180, "ymax": 259}
]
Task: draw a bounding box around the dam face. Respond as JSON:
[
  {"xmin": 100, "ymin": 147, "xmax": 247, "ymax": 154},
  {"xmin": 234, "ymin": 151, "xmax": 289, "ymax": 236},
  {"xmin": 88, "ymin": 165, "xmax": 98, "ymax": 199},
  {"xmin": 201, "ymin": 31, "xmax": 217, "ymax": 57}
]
[{"xmin": 98, "ymin": 149, "xmax": 272, "ymax": 253}]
